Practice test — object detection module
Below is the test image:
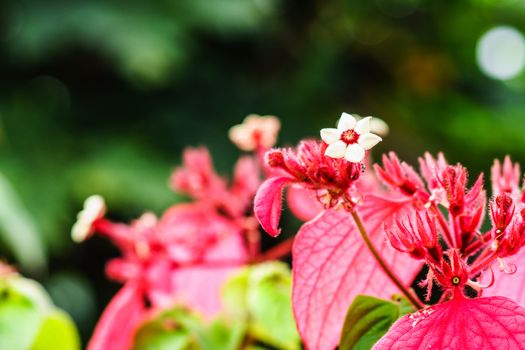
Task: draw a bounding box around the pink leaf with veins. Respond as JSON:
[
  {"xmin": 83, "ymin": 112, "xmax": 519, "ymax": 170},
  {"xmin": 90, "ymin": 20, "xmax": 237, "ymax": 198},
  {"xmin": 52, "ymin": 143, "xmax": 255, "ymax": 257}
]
[
  {"xmin": 292, "ymin": 195, "xmax": 421, "ymax": 350},
  {"xmin": 87, "ymin": 282, "xmax": 145, "ymax": 350},
  {"xmin": 286, "ymin": 185, "xmax": 323, "ymax": 222},
  {"xmin": 373, "ymin": 296, "xmax": 525, "ymax": 349},
  {"xmin": 484, "ymin": 251, "xmax": 525, "ymax": 306},
  {"xmin": 254, "ymin": 176, "xmax": 293, "ymax": 237}
]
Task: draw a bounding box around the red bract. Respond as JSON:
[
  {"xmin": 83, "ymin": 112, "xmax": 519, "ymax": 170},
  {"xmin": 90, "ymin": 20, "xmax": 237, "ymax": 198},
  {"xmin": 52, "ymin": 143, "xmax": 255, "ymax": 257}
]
[
  {"xmin": 171, "ymin": 147, "xmax": 260, "ymax": 219},
  {"xmin": 373, "ymin": 296, "xmax": 525, "ymax": 349},
  {"xmin": 255, "ymin": 140, "xmax": 362, "ymax": 236},
  {"xmin": 492, "ymin": 156, "xmax": 522, "ymax": 199},
  {"xmin": 375, "ymin": 152, "xmax": 427, "ymax": 201}
]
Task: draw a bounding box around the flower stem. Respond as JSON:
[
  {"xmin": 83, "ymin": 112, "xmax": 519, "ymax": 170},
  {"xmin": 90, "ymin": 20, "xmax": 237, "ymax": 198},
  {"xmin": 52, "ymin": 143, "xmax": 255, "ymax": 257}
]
[
  {"xmin": 430, "ymin": 203, "xmax": 454, "ymax": 248},
  {"xmin": 253, "ymin": 237, "xmax": 294, "ymax": 263},
  {"xmin": 350, "ymin": 210, "xmax": 424, "ymax": 310}
]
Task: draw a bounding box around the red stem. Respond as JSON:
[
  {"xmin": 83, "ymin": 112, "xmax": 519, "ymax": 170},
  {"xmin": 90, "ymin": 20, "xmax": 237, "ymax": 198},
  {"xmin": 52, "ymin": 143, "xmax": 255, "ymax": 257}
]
[
  {"xmin": 252, "ymin": 237, "xmax": 294, "ymax": 263},
  {"xmin": 463, "ymin": 231, "xmax": 491, "ymax": 257},
  {"xmin": 350, "ymin": 210, "xmax": 424, "ymax": 309},
  {"xmin": 430, "ymin": 203, "xmax": 454, "ymax": 248},
  {"xmin": 469, "ymin": 250, "xmax": 498, "ymax": 276}
]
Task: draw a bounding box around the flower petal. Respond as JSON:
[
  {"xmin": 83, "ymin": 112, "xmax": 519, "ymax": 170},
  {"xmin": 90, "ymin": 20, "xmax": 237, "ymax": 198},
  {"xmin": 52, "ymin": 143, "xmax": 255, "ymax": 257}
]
[
  {"xmin": 337, "ymin": 113, "xmax": 357, "ymax": 131},
  {"xmin": 325, "ymin": 140, "xmax": 347, "ymax": 158},
  {"xmin": 344, "ymin": 144, "xmax": 365, "ymax": 163},
  {"xmin": 320, "ymin": 128, "xmax": 341, "ymax": 144},
  {"xmin": 355, "ymin": 116, "xmax": 372, "ymax": 135},
  {"xmin": 358, "ymin": 133, "xmax": 382, "ymax": 150}
]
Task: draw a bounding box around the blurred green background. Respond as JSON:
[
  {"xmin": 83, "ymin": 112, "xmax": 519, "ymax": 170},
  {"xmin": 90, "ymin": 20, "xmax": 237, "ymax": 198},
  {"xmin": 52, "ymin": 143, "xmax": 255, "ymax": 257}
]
[{"xmin": 1, "ymin": 0, "xmax": 525, "ymax": 344}]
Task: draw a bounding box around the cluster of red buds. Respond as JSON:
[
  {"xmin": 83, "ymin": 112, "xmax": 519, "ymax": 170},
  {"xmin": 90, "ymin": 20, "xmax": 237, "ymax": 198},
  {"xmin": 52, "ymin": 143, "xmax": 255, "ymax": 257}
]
[
  {"xmin": 266, "ymin": 140, "xmax": 363, "ymax": 207},
  {"xmin": 380, "ymin": 153, "xmax": 525, "ymax": 301}
]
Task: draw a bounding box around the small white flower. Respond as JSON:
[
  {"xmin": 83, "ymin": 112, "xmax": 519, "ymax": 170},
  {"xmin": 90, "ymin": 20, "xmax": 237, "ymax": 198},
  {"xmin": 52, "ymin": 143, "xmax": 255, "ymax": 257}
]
[
  {"xmin": 71, "ymin": 195, "xmax": 106, "ymax": 243},
  {"xmin": 320, "ymin": 112, "xmax": 382, "ymax": 163},
  {"xmin": 229, "ymin": 114, "xmax": 281, "ymax": 151}
]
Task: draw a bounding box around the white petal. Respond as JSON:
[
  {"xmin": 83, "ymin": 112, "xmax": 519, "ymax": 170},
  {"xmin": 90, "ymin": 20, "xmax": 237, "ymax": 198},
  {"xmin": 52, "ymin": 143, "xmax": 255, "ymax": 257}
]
[
  {"xmin": 344, "ymin": 144, "xmax": 365, "ymax": 163},
  {"xmin": 337, "ymin": 113, "xmax": 356, "ymax": 131},
  {"xmin": 355, "ymin": 116, "xmax": 371, "ymax": 135},
  {"xmin": 320, "ymin": 128, "xmax": 341, "ymax": 144},
  {"xmin": 325, "ymin": 140, "xmax": 347, "ymax": 158},
  {"xmin": 72, "ymin": 222, "xmax": 90, "ymax": 243},
  {"xmin": 370, "ymin": 117, "xmax": 389, "ymax": 137},
  {"xmin": 358, "ymin": 133, "xmax": 382, "ymax": 150}
]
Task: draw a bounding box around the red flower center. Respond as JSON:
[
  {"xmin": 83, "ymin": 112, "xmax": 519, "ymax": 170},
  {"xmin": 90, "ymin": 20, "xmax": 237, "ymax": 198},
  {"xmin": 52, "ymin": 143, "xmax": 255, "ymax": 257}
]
[{"xmin": 340, "ymin": 129, "xmax": 359, "ymax": 144}]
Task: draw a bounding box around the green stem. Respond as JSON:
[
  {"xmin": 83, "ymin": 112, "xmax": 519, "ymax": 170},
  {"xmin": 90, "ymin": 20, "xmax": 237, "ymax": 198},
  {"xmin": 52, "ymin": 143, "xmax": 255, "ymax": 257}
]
[{"xmin": 350, "ymin": 210, "xmax": 424, "ymax": 310}]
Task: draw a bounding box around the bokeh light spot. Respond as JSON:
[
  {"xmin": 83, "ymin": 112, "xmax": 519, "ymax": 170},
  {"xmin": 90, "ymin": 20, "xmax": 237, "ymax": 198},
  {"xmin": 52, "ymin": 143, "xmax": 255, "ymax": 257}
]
[{"xmin": 477, "ymin": 26, "xmax": 525, "ymax": 80}]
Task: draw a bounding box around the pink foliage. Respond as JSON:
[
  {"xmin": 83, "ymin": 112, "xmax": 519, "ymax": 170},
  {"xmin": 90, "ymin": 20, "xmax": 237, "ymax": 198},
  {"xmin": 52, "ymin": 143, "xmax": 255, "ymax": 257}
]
[
  {"xmin": 375, "ymin": 154, "xmax": 525, "ymax": 349},
  {"xmin": 286, "ymin": 185, "xmax": 323, "ymax": 222},
  {"xmin": 374, "ymin": 296, "xmax": 525, "ymax": 349},
  {"xmin": 254, "ymin": 142, "xmax": 427, "ymax": 350},
  {"xmin": 254, "ymin": 175, "xmax": 293, "ymax": 237},
  {"xmin": 78, "ymin": 145, "xmax": 261, "ymax": 350},
  {"xmin": 79, "ymin": 113, "xmax": 525, "ymax": 350},
  {"xmin": 86, "ymin": 203, "xmax": 249, "ymax": 350},
  {"xmin": 292, "ymin": 196, "xmax": 420, "ymax": 350},
  {"xmin": 486, "ymin": 252, "xmax": 525, "ymax": 305},
  {"xmin": 87, "ymin": 282, "xmax": 146, "ymax": 350},
  {"xmin": 484, "ymin": 157, "xmax": 525, "ymax": 304},
  {"xmin": 171, "ymin": 147, "xmax": 260, "ymax": 218}
]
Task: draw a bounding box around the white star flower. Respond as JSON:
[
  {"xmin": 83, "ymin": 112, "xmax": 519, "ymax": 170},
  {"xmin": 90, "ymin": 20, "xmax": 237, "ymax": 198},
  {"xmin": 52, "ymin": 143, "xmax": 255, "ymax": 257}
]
[
  {"xmin": 71, "ymin": 195, "xmax": 106, "ymax": 243},
  {"xmin": 320, "ymin": 112, "xmax": 382, "ymax": 163},
  {"xmin": 229, "ymin": 114, "xmax": 281, "ymax": 151}
]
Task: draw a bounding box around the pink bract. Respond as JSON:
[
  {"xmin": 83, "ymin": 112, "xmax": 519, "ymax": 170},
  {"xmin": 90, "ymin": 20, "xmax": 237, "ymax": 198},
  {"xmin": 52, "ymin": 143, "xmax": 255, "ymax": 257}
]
[
  {"xmin": 254, "ymin": 175, "xmax": 293, "ymax": 237},
  {"xmin": 171, "ymin": 147, "xmax": 260, "ymax": 218},
  {"xmin": 286, "ymin": 185, "xmax": 324, "ymax": 222},
  {"xmin": 373, "ymin": 296, "xmax": 525, "ymax": 350},
  {"xmin": 87, "ymin": 200, "xmax": 249, "ymax": 350},
  {"xmin": 485, "ymin": 251, "xmax": 525, "ymax": 305},
  {"xmin": 87, "ymin": 282, "xmax": 145, "ymax": 350},
  {"xmin": 292, "ymin": 195, "xmax": 421, "ymax": 350}
]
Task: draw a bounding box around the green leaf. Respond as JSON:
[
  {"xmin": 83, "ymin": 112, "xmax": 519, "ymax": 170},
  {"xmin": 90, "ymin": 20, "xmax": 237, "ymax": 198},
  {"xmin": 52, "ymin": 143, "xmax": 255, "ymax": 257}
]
[
  {"xmin": 133, "ymin": 308, "xmax": 197, "ymax": 350},
  {"xmin": 133, "ymin": 306, "xmax": 244, "ymax": 350},
  {"xmin": 222, "ymin": 262, "xmax": 300, "ymax": 350},
  {"xmin": 391, "ymin": 294, "xmax": 416, "ymax": 317},
  {"xmin": 339, "ymin": 295, "xmax": 410, "ymax": 350},
  {"xmin": 0, "ymin": 173, "xmax": 46, "ymax": 273},
  {"xmin": 30, "ymin": 310, "xmax": 81, "ymax": 350},
  {"xmin": 191, "ymin": 318, "xmax": 245, "ymax": 350},
  {"xmin": 0, "ymin": 276, "xmax": 81, "ymax": 350},
  {"xmin": 221, "ymin": 268, "xmax": 250, "ymax": 319},
  {"xmin": 0, "ymin": 287, "xmax": 44, "ymax": 350}
]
